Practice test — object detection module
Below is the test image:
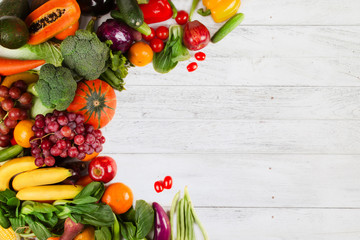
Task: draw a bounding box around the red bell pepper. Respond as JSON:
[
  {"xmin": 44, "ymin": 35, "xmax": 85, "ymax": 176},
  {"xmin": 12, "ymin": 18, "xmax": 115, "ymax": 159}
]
[{"xmin": 139, "ymin": 0, "xmax": 173, "ymax": 24}]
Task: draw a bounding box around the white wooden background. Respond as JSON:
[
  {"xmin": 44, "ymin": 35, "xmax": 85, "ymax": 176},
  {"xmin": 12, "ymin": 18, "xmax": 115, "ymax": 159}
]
[{"xmin": 97, "ymin": 0, "xmax": 360, "ymax": 239}]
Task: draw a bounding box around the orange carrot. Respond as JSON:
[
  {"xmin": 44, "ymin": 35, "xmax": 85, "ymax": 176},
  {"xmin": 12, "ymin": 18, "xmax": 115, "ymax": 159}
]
[{"xmin": 0, "ymin": 58, "xmax": 45, "ymax": 76}]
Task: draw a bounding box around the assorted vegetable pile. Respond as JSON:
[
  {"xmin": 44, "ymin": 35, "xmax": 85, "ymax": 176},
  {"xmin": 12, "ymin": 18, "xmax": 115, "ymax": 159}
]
[{"xmin": 0, "ymin": 0, "xmax": 244, "ymax": 239}]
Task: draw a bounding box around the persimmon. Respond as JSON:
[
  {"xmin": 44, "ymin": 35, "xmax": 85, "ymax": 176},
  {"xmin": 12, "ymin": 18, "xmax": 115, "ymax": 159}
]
[{"xmin": 13, "ymin": 119, "xmax": 34, "ymax": 148}]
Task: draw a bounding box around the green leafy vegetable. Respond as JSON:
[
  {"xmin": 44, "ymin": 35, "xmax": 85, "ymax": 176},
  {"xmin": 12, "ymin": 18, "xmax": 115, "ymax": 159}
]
[
  {"xmin": 0, "ymin": 41, "xmax": 63, "ymax": 67},
  {"xmin": 153, "ymin": 25, "xmax": 190, "ymax": 73},
  {"xmin": 61, "ymin": 29, "xmax": 110, "ymax": 80},
  {"xmin": 95, "ymin": 226, "xmax": 112, "ymax": 240},
  {"xmin": 135, "ymin": 200, "xmax": 154, "ymax": 239},
  {"xmin": 34, "ymin": 64, "xmax": 77, "ymax": 111}
]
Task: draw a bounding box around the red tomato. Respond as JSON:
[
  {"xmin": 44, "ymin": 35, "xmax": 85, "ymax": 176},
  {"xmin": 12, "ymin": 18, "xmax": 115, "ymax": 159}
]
[
  {"xmin": 142, "ymin": 27, "xmax": 155, "ymax": 42},
  {"xmin": 150, "ymin": 38, "xmax": 164, "ymax": 53},
  {"xmin": 175, "ymin": 10, "xmax": 189, "ymax": 25},
  {"xmin": 195, "ymin": 52, "xmax": 206, "ymax": 61},
  {"xmin": 187, "ymin": 62, "xmax": 198, "ymax": 72},
  {"xmin": 154, "ymin": 181, "xmax": 164, "ymax": 193},
  {"xmin": 155, "ymin": 26, "xmax": 169, "ymax": 40},
  {"xmin": 163, "ymin": 176, "xmax": 173, "ymax": 189},
  {"xmin": 88, "ymin": 156, "xmax": 117, "ymax": 183}
]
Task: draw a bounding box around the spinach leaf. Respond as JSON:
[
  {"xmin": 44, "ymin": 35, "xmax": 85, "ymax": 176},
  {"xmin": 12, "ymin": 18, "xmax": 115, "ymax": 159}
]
[
  {"xmin": 95, "ymin": 226, "xmax": 112, "ymax": 240},
  {"xmin": 120, "ymin": 221, "xmax": 136, "ymax": 240},
  {"xmin": 74, "ymin": 182, "xmax": 105, "ymax": 203},
  {"xmin": 24, "ymin": 215, "xmax": 52, "ymax": 240},
  {"xmin": 153, "ymin": 25, "xmax": 190, "ymax": 73},
  {"xmin": 80, "ymin": 204, "xmax": 115, "ymax": 227},
  {"xmin": 135, "ymin": 200, "xmax": 154, "ymax": 239}
]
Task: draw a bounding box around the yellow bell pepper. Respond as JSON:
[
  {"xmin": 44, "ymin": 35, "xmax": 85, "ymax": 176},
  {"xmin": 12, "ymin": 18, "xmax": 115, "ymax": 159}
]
[{"xmin": 203, "ymin": 0, "xmax": 241, "ymax": 23}]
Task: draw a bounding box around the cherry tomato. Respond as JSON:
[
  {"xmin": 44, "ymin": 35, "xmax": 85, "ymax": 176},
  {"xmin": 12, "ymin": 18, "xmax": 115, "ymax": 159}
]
[
  {"xmin": 150, "ymin": 38, "xmax": 164, "ymax": 53},
  {"xmin": 156, "ymin": 26, "xmax": 169, "ymax": 40},
  {"xmin": 163, "ymin": 176, "xmax": 173, "ymax": 189},
  {"xmin": 187, "ymin": 62, "xmax": 198, "ymax": 72},
  {"xmin": 142, "ymin": 27, "xmax": 155, "ymax": 42},
  {"xmin": 154, "ymin": 181, "xmax": 164, "ymax": 193},
  {"xmin": 175, "ymin": 10, "xmax": 189, "ymax": 25},
  {"xmin": 195, "ymin": 52, "xmax": 206, "ymax": 61}
]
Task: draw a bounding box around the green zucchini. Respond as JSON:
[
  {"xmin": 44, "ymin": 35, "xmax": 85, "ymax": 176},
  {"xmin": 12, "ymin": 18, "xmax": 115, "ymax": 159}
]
[
  {"xmin": 0, "ymin": 144, "xmax": 23, "ymax": 162},
  {"xmin": 114, "ymin": 0, "xmax": 144, "ymax": 29},
  {"xmin": 211, "ymin": 13, "xmax": 245, "ymax": 43}
]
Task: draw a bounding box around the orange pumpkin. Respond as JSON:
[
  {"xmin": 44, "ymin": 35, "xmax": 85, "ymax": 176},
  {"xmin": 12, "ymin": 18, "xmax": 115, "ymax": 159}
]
[{"xmin": 67, "ymin": 79, "xmax": 116, "ymax": 129}]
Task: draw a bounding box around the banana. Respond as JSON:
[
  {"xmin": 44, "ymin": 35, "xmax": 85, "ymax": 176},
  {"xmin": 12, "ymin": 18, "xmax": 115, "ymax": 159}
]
[
  {"xmin": 16, "ymin": 185, "xmax": 84, "ymax": 201},
  {"xmin": 12, "ymin": 167, "xmax": 73, "ymax": 191},
  {"xmin": 0, "ymin": 156, "xmax": 37, "ymax": 191}
]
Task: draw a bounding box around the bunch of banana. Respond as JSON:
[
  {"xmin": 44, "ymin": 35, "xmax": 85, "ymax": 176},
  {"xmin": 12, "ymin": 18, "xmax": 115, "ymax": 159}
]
[{"xmin": 0, "ymin": 156, "xmax": 83, "ymax": 200}]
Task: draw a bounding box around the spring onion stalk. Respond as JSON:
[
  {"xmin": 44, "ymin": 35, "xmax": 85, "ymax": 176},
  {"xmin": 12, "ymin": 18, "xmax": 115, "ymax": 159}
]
[{"xmin": 189, "ymin": 0, "xmax": 200, "ymax": 21}]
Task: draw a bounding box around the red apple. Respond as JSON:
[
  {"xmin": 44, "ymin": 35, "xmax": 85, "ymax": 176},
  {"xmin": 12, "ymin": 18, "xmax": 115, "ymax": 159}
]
[
  {"xmin": 183, "ymin": 20, "xmax": 210, "ymax": 51},
  {"xmin": 88, "ymin": 156, "xmax": 117, "ymax": 183}
]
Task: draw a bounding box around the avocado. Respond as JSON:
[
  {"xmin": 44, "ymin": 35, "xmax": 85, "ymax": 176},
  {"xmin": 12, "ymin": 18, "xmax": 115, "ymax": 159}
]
[
  {"xmin": 0, "ymin": 0, "xmax": 30, "ymax": 20},
  {"xmin": 0, "ymin": 16, "xmax": 29, "ymax": 49}
]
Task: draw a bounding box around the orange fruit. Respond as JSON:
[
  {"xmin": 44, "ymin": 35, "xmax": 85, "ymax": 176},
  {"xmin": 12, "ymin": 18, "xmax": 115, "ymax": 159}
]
[
  {"xmin": 74, "ymin": 227, "xmax": 95, "ymax": 240},
  {"xmin": 101, "ymin": 182, "xmax": 133, "ymax": 214},
  {"xmin": 14, "ymin": 119, "xmax": 35, "ymax": 148},
  {"xmin": 128, "ymin": 42, "xmax": 153, "ymax": 67}
]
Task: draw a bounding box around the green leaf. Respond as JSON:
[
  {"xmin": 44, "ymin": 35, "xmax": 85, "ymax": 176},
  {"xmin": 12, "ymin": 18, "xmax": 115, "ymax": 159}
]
[
  {"xmin": 95, "ymin": 226, "xmax": 112, "ymax": 240},
  {"xmin": 74, "ymin": 182, "xmax": 105, "ymax": 203},
  {"xmin": 24, "ymin": 215, "xmax": 52, "ymax": 240},
  {"xmin": 72, "ymin": 196, "xmax": 98, "ymax": 205},
  {"xmin": 9, "ymin": 217, "xmax": 26, "ymax": 234},
  {"xmin": 0, "ymin": 189, "xmax": 16, "ymax": 203},
  {"xmin": 135, "ymin": 200, "xmax": 154, "ymax": 239},
  {"xmin": 80, "ymin": 204, "xmax": 115, "ymax": 227},
  {"xmin": 120, "ymin": 221, "xmax": 136, "ymax": 240},
  {"xmin": 6, "ymin": 197, "xmax": 20, "ymax": 208}
]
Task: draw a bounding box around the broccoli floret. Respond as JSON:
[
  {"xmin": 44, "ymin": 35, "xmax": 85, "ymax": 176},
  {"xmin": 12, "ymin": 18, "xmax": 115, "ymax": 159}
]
[
  {"xmin": 60, "ymin": 30, "xmax": 110, "ymax": 80},
  {"xmin": 35, "ymin": 64, "xmax": 77, "ymax": 111}
]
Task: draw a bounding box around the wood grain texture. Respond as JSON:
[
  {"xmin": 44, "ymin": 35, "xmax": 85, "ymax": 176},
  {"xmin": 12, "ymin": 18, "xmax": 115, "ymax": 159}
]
[
  {"xmin": 111, "ymin": 154, "xmax": 360, "ymax": 208},
  {"xmin": 102, "ymin": 120, "xmax": 360, "ymax": 154},
  {"xmin": 195, "ymin": 208, "xmax": 360, "ymax": 239},
  {"xmin": 115, "ymin": 86, "xmax": 360, "ymax": 120}
]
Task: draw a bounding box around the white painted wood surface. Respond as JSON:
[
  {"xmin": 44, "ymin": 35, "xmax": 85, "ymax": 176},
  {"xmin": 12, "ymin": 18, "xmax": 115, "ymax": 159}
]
[{"xmin": 100, "ymin": 0, "xmax": 360, "ymax": 239}]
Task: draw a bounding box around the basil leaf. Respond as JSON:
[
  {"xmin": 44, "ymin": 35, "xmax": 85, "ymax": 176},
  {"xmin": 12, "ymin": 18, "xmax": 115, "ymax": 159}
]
[
  {"xmin": 95, "ymin": 226, "xmax": 112, "ymax": 240},
  {"xmin": 135, "ymin": 200, "xmax": 154, "ymax": 239}
]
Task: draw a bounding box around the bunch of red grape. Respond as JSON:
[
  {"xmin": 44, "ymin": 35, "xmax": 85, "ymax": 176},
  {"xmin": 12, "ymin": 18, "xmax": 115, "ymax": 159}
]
[
  {"xmin": 0, "ymin": 80, "xmax": 33, "ymax": 147},
  {"xmin": 30, "ymin": 111, "xmax": 106, "ymax": 167}
]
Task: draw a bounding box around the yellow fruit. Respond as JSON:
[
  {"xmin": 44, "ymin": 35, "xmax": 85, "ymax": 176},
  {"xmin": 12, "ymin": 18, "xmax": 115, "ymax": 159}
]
[
  {"xmin": 12, "ymin": 167, "xmax": 72, "ymax": 191},
  {"xmin": 0, "ymin": 156, "xmax": 37, "ymax": 191},
  {"xmin": 16, "ymin": 185, "xmax": 83, "ymax": 201},
  {"xmin": 13, "ymin": 120, "xmax": 35, "ymax": 148}
]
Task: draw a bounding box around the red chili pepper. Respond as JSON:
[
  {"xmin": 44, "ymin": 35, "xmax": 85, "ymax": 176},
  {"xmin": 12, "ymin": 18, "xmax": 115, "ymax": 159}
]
[
  {"xmin": 163, "ymin": 176, "xmax": 173, "ymax": 189},
  {"xmin": 139, "ymin": 0, "xmax": 173, "ymax": 24},
  {"xmin": 154, "ymin": 180, "xmax": 164, "ymax": 193},
  {"xmin": 187, "ymin": 62, "xmax": 198, "ymax": 72}
]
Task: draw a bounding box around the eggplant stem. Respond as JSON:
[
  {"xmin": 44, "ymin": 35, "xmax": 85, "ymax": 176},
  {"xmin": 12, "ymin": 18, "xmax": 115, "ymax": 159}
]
[{"xmin": 184, "ymin": 187, "xmax": 209, "ymax": 240}]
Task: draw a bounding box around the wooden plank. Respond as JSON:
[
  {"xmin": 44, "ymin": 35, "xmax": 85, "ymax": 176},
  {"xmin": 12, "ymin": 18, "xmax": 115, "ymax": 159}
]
[
  {"xmin": 115, "ymin": 86, "xmax": 360, "ymax": 120},
  {"xmin": 110, "ymin": 154, "xmax": 360, "ymax": 208},
  {"xmin": 102, "ymin": 120, "xmax": 360, "ymax": 154},
  {"xmin": 194, "ymin": 208, "xmax": 360, "ymax": 239}
]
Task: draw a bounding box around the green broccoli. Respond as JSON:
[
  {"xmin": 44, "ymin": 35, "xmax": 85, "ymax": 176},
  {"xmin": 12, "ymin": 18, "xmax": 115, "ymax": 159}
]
[
  {"xmin": 60, "ymin": 29, "xmax": 110, "ymax": 80},
  {"xmin": 35, "ymin": 64, "xmax": 77, "ymax": 111}
]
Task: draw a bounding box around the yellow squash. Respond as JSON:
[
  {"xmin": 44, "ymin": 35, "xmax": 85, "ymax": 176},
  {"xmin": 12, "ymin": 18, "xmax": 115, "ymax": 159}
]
[
  {"xmin": 12, "ymin": 167, "xmax": 73, "ymax": 191},
  {"xmin": 202, "ymin": 0, "xmax": 241, "ymax": 23},
  {"xmin": 0, "ymin": 156, "xmax": 37, "ymax": 191},
  {"xmin": 16, "ymin": 185, "xmax": 83, "ymax": 201}
]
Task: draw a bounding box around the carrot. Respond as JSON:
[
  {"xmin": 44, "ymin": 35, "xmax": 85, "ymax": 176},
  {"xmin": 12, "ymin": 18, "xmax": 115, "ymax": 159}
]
[{"xmin": 0, "ymin": 58, "xmax": 45, "ymax": 76}]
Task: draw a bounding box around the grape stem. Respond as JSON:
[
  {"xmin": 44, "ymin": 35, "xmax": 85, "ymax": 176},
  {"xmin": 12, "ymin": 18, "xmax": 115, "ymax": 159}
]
[{"xmin": 30, "ymin": 132, "xmax": 54, "ymax": 143}]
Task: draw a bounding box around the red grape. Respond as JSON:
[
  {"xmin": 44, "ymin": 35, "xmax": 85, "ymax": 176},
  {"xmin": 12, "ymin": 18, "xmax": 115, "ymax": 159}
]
[
  {"xmin": 0, "ymin": 123, "xmax": 10, "ymax": 135},
  {"xmin": 75, "ymin": 114, "xmax": 84, "ymax": 124},
  {"xmin": 74, "ymin": 135, "xmax": 85, "ymax": 145},
  {"xmin": 9, "ymin": 87, "xmax": 21, "ymax": 99},
  {"xmin": 41, "ymin": 138, "xmax": 52, "ymax": 150},
  {"xmin": 44, "ymin": 156, "xmax": 55, "ymax": 166},
  {"xmin": 35, "ymin": 157, "xmax": 44, "ymax": 167},
  {"xmin": 4, "ymin": 117, "xmax": 17, "ymax": 128},
  {"xmin": 60, "ymin": 126, "xmax": 72, "ymax": 138},
  {"xmin": 50, "ymin": 146, "xmax": 62, "ymax": 156},
  {"xmin": 1, "ymin": 98, "xmax": 14, "ymax": 111},
  {"xmin": 0, "ymin": 86, "xmax": 9, "ymax": 98},
  {"xmin": 48, "ymin": 121, "xmax": 60, "ymax": 132},
  {"xmin": 18, "ymin": 92, "xmax": 33, "ymax": 105},
  {"xmin": 8, "ymin": 108, "xmax": 21, "ymax": 121},
  {"xmin": 12, "ymin": 80, "xmax": 27, "ymax": 92},
  {"xmin": 57, "ymin": 115, "xmax": 68, "ymax": 126}
]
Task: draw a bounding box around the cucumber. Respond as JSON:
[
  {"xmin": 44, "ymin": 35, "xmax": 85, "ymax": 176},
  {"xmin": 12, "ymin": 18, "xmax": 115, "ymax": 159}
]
[
  {"xmin": 111, "ymin": 10, "xmax": 151, "ymax": 36},
  {"xmin": 211, "ymin": 13, "xmax": 245, "ymax": 43},
  {"xmin": 0, "ymin": 145, "xmax": 23, "ymax": 162},
  {"xmin": 114, "ymin": 0, "xmax": 144, "ymax": 29}
]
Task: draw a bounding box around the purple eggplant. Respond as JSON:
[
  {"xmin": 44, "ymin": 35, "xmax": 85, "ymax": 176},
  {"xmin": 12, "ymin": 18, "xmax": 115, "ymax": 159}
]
[
  {"xmin": 77, "ymin": 0, "xmax": 116, "ymax": 16},
  {"xmin": 153, "ymin": 202, "xmax": 171, "ymax": 240},
  {"xmin": 97, "ymin": 19, "xmax": 134, "ymax": 53}
]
